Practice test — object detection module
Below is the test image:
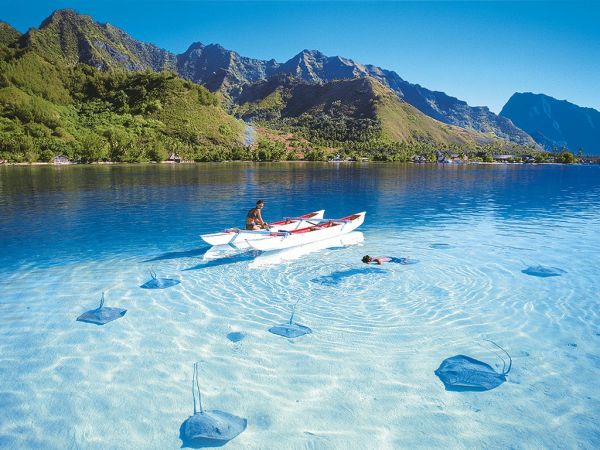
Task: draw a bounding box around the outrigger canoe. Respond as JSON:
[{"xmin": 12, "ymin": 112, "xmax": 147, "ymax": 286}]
[
  {"xmin": 200, "ymin": 210, "xmax": 325, "ymax": 247},
  {"xmin": 244, "ymin": 212, "xmax": 366, "ymax": 252}
]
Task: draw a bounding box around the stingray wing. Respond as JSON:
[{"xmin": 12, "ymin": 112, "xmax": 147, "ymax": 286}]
[
  {"xmin": 268, "ymin": 322, "xmax": 312, "ymax": 338},
  {"xmin": 522, "ymin": 265, "xmax": 566, "ymax": 277},
  {"xmin": 76, "ymin": 307, "xmax": 127, "ymax": 325},
  {"xmin": 435, "ymin": 355, "xmax": 506, "ymax": 391},
  {"xmin": 182, "ymin": 410, "xmax": 247, "ymax": 442},
  {"xmin": 140, "ymin": 278, "xmax": 181, "ymax": 289}
]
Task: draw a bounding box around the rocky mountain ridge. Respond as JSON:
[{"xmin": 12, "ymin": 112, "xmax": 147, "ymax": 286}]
[
  {"xmin": 179, "ymin": 45, "xmax": 536, "ymax": 146},
  {"xmin": 235, "ymin": 75, "xmax": 505, "ymax": 149},
  {"xmin": 11, "ymin": 9, "xmax": 538, "ymax": 147}
]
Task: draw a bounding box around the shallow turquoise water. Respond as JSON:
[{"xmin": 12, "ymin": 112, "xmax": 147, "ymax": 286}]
[{"xmin": 0, "ymin": 163, "xmax": 599, "ymax": 449}]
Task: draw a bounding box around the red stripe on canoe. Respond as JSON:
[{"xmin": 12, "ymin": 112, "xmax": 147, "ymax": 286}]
[
  {"xmin": 285, "ymin": 214, "xmax": 361, "ymax": 235},
  {"xmin": 269, "ymin": 211, "xmax": 319, "ymax": 226}
]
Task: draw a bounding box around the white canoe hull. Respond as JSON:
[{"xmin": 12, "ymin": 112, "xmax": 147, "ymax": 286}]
[
  {"xmin": 246, "ymin": 212, "xmax": 366, "ymax": 252},
  {"xmin": 200, "ymin": 210, "xmax": 325, "ymax": 246},
  {"xmin": 250, "ymin": 231, "xmax": 364, "ymax": 267}
]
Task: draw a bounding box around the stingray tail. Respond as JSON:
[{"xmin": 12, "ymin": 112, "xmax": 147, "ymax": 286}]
[
  {"xmin": 481, "ymin": 342, "xmax": 506, "ymax": 371},
  {"xmin": 289, "ymin": 298, "xmax": 302, "ymax": 324},
  {"xmin": 192, "ymin": 362, "xmax": 203, "ymax": 414},
  {"xmin": 192, "ymin": 363, "xmax": 197, "ymax": 414},
  {"xmin": 484, "ymin": 339, "xmax": 512, "ymax": 375},
  {"xmin": 150, "ymin": 268, "xmax": 157, "ymax": 280},
  {"xmin": 97, "ymin": 292, "xmax": 105, "ymax": 311}
]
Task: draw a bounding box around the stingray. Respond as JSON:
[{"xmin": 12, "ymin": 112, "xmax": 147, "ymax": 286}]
[
  {"xmin": 311, "ymin": 267, "xmax": 386, "ymax": 286},
  {"xmin": 268, "ymin": 299, "xmax": 312, "ymax": 338},
  {"xmin": 140, "ymin": 269, "xmax": 181, "ymax": 289},
  {"xmin": 226, "ymin": 332, "xmax": 245, "ymax": 343},
  {"xmin": 180, "ymin": 363, "xmax": 247, "ymax": 448},
  {"xmin": 522, "ymin": 265, "xmax": 566, "ymax": 278},
  {"xmin": 76, "ymin": 293, "xmax": 126, "ymax": 325},
  {"xmin": 435, "ymin": 340, "xmax": 512, "ymax": 392},
  {"xmin": 430, "ymin": 243, "xmax": 452, "ymax": 249}
]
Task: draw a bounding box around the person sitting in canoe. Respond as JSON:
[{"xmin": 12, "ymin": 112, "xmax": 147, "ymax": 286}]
[
  {"xmin": 246, "ymin": 200, "xmax": 268, "ymax": 230},
  {"xmin": 362, "ymin": 255, "xmax": 411, "ymax": 265}
]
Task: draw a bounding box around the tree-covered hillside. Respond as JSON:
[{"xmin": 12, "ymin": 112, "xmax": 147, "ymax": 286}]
[
  {"xmin": 0, "ymin": 28, "xmax": 244, "ymax": 162},
  {"xmin": 236, "ymin": 75, "xmax": 539, "ymax": 161}
]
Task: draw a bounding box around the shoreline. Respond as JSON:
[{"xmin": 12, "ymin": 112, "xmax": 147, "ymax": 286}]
[{"xmin": 0, "ymin": 160, "xmax": 595, "ymax": 167}]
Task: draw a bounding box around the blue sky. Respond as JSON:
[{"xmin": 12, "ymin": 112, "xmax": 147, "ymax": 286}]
[{"xmin": 2, "ymin": 1, "xmax": 598, "ymax": 113}]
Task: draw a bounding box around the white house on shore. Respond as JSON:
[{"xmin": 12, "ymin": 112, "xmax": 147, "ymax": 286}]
[
  {"xmin": 167, "ymin": 152, "xmax": 181, "ymax": 163},
  {"xmin": 52, "ymin": 155, "xmax": 71, "ymax": 165}
]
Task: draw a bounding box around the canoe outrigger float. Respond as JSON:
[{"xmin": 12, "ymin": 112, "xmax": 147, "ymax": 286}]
[
  {"xmin": 244, "ymin": 212, "xmax": 366, "ymax": 252},
  {"xmin": 200, "ymin": 210, "xmax": 325, "ymax": 248}
]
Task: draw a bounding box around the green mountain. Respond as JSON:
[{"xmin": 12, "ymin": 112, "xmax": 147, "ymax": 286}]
[
  {"xmin": 0, "ymin": 14, "xmax": 244, "ymax": 163},
  {"xmin": 19, "ymin": 9, "xmax": 176, "ymax": 71},
  {"xmin": 236, "ymin": 75, "xmax": 502, "ymax": 150}
]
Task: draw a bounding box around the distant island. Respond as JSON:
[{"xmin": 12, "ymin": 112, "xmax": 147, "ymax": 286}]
[{"xmin": 0, "ymin": 10, "xmax": 597, "ymax": 165}]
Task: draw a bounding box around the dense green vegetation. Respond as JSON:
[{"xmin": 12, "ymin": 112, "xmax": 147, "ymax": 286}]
[
  {"xmin": 0, "ymin": 44, "xmax": 244, "ymax": 162},
  {"xmin": 237, "ymin": 77, "xmax": 553, "ymax": 162},
  {"xmin": 0, "ymin": 22, "xmax": 21, "ymax": 47}
]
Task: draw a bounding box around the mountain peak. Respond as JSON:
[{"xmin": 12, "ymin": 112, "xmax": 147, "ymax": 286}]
[
  {"xmin": 47, "ymin": 8, "xmax": 79, "ymax": 18},
  {"xmin": 28, "ymin": 9, "xmax": 176, "ymax": 71},
  {"xmin": 184, "ymin": 42, "xmax": 205, "ymax": 52},
  {"xmin": 0, "ymin": 20, "xmax": 17, "ymax": 29},
  {"xmin": 510, "ymin": 92, "xmax": 584, "ymax": 110},
  {"xmin": 295, "ymin": 49, "xmax": 327, "ymax": 59},
  {"xmin": 182, "ymin": 42, "xmax": 233, "ymax": 56},
  {"xmin": 0, "ymin": 21, "xmax": 21, "ymax": 46},
  {"xmin": 206, "ymin": 43, "xmax": 227, "ymax": 51},
  {"xmin": 40, "ymin": 9, "xmax": 89, "ymax": 28}
]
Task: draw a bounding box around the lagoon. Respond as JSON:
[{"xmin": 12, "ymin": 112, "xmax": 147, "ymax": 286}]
[{"xmin": 0, "ymin": 163, "xmax": 599, "ymax": 448}]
